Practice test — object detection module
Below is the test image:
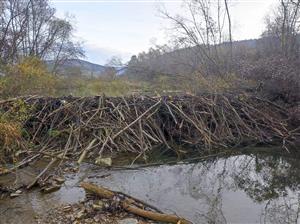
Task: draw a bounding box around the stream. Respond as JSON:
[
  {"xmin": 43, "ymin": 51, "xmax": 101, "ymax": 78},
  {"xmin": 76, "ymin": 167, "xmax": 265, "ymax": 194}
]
[{"xmin": 0, "ymin": 150, "xmax": 300, "ymax": 224}]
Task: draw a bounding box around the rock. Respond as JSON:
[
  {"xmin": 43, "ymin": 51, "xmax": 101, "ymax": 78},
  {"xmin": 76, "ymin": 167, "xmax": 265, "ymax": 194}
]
[
  {"xmin": 92, "ymin": 200, "xmax": 104, "ymax": 210},
  {"xmin": 10, "ymin": 190, "xmax": 22, "ymax": 198},
  {"xmin": 62, "ymin": 205, "xmax": 72, "ymax": 212},
  {"xmin": 75, "ymin": 209, "xmax": 85, "ymax": 219},
  {"xmin": 95, "ymin": 157, "xmax": 112, "ymax": 166},
  {"xmin": 93, "ymin": 215, "xmax": 101, "ymax": 222},
  {"xmin": 41, "ymin": 184, "xmax": 61, "ymax": 193},
  {"xmin": 54, "ymin": 177, "xmax": 65, "ymax": 184},
  {"xmin": 118, "ymin": 218, "xmax": 139, "ymax": 224},
  {"xmin": 10, "ymin": 193, "xmax": 20, "ymax": 198}
]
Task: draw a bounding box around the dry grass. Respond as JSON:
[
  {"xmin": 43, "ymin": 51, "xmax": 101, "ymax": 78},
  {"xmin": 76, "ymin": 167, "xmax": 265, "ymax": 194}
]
[{"xmin": 0, "ymin": 121, "xmax": 21, "ymax": 145}]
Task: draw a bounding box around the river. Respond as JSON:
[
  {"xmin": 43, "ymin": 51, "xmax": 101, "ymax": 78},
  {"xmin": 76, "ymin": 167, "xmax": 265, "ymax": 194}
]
[{"xmin": 0, "ymin": 150, "xmax": 299, "ymax": 223}]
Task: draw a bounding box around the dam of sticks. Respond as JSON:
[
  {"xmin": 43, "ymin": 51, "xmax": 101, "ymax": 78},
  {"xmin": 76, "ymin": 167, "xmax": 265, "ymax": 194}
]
[{"xmin": 0, "ymin": 93, "xmax": 297, "ymax": 168}]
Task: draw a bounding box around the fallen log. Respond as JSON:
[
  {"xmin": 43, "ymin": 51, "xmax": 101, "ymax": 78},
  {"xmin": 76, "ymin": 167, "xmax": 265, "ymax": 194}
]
[
  {"xmin": 80, "ymin": 182, "xmax": 115, "ymax": 199},
  {"xmin": 122, "ymin": 200, "xmax": 191, "ymax": 224},
  {"xmin": 80, "ymin": 182, "xmax": 192, "ymax": 224}
]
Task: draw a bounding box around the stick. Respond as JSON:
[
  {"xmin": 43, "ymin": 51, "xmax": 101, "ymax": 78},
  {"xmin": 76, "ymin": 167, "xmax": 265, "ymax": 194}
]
[
  {"xmin": 27, "ymin": 155, "xmax": 61, "ymax": 189},
  {"xmin": 77, "ymin": 138, "xmax": 97, "ymax": 164},
  {"xmin": 80, "ymin": 182, "xmax": 192, "ymax": 224},
  {"xmin": 112, "ymin": 100, "xmax": 161, "ymax": 139}
]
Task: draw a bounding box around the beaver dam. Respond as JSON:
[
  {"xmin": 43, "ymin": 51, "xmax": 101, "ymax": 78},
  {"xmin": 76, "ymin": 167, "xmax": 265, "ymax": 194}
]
[{"xmin": 0, "ymin": 94, "xmax": 299, "ymax": 224}]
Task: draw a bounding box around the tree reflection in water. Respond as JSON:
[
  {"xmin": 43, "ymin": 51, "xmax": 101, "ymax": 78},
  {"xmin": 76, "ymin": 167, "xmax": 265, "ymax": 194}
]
[
  {"xmin": 93, "ymin": 152, "xmax": 300, "ymax": 223},
  {"xmin": 234, "ymin": 154, "xmax": 300, "ymax": 224},
  {"xmin": 188, "ymin": 153, "xmax": 300, "ymax": 223}
]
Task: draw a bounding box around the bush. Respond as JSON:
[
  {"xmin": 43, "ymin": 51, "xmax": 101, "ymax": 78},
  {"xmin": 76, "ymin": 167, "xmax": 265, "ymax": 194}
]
[
  {"xmin": 0, "ymin": 99, "xmax": 31, "ymax": 162},
  {"xmin": 88, "ymin": 78, "xmax": 141, "ymax": 96},
  {"xmin": 0, "ymin": 57, "xmax": 58, "ymax": 98},
  {"xmin": 240, "ymin": 56, "xmax": 300, "ymax": 103}
]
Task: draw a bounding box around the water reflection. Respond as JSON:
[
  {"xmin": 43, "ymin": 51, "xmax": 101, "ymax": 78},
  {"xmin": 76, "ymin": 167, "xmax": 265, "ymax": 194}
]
[
  {"xmin": 92, "ymin": 153, "xmax": 300, "ymax": 223},
  {"xmin": 0, "ymin": 152, "xmax": 299, "ymax": 224}
]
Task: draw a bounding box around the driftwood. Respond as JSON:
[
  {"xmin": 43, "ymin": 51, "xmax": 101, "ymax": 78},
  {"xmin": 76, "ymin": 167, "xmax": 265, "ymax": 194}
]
[{"xmin": 80, "ymin": 182, "xmax": 192, "ymax": 224}]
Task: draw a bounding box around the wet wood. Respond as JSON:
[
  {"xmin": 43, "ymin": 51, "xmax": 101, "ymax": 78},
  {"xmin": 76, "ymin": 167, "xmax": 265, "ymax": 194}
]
[
  {"xmin": 27, "ymin": 153, "xmax": 63, "ymax": 189},
  {"xmin": 123, "ymin": 200, "xmax": 191, "ymax": 224},
  {"xmin": 80, "ymin": 182, "xmax": 192, "ymax": 224},
  {"xmin": 41, "ymin": 185, "xmax": 61, "ymax": 194},
  {"xmin": 80, "ymin": 182, "xmax": 115, "ymax": 199}
]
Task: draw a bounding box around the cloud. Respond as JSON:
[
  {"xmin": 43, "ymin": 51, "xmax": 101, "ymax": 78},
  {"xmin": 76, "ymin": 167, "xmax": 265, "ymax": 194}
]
[{"xmin": 83, "ymin": 43, "xmax": 133, "ymax": 64}]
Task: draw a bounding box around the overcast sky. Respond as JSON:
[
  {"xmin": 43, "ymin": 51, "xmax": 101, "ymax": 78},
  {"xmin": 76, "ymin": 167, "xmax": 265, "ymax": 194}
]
[{"xmin": 50, "ymin": 0, "xmax": 277, "ymax": 64}]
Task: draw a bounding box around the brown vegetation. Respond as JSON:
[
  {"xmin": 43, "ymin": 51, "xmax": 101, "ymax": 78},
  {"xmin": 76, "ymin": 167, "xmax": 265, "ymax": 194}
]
[
  {"xmin": 0, "ymin": 94, "xmax": 298, "ymax": 169},
  {"xmin": 0, "ymin": 0, "xmax": 299, "ymax": 167}
]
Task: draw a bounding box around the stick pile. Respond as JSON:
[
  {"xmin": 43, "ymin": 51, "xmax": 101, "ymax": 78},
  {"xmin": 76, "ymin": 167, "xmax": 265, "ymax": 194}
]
[{"xmin": 0, "ymin": 94, "xmax": 296, "ymax": 164}]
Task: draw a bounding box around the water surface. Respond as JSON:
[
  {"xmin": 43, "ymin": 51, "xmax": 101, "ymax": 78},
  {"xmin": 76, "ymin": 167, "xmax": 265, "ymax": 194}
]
[{"xmin": 1, "ymin": 152, "xmax": 300, "ymax": 224}]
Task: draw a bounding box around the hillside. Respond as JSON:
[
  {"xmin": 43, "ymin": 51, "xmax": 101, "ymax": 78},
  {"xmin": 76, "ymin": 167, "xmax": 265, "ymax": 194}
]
[
  {"xmin": 124, "ymin": 38, "xmax": 260, "ymax": 81},
  {"xmin": 47, "ymin": 59, "xmax": 107, "ymax": 77}
]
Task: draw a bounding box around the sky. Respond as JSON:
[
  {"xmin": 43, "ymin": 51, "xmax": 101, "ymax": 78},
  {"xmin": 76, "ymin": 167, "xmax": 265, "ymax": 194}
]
[{"xmin": 50, "ymin": 0, "xmax": 278, "ymax": 65}]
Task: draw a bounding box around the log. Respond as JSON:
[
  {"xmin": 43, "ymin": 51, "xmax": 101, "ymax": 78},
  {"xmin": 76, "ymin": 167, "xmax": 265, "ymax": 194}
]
[
  {"xmin": 80, "ymin": 182, "xmax": 115, "ymax": 199},
  {"xmin": 80, "ymin": 182, "xmax": 192, "ymax": 224},
  {"xmin": 123, "ymin": 201, "xmax": 191, "ymax": 224}
]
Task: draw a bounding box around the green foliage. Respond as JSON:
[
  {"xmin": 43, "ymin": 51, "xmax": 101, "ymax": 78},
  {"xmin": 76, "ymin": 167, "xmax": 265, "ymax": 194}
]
[
  {"xmin": 0, "ymin": 57, "xmax": 58, "ymax": 98},
  {"xmin": 0, "ymin": 57, "xmax": 254, "ymax": 99},
  {"xmin": 2, "ymin": 99, "xmax": 32, "ymax": 122},
  {"xmin": 55, "ymin": 75, "xmax": 142, "ymax": 97},
  {"xmin": 88, "ymin": 78, "xmax": 140, "ymax": 96},
  {"xmin": 128, "ymin": 72, "xmax": 252, "ymax": 95},
  {"xmin": 0, "ymin": 99, "xmax": 33, "ymax": 161}
]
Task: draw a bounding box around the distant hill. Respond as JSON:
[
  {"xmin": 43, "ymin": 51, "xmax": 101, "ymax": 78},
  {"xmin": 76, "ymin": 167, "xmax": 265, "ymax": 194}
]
[
  {"xmin": 47, "ymin": 59, "xmax": 107, "ymax": 77},
  {"xmin": 47, "ymin": 39, "xmax": 258, "ymax": 78},
  {"xmin": 124, "ymin": 38, "xmax": 262, "ymax": 81}
]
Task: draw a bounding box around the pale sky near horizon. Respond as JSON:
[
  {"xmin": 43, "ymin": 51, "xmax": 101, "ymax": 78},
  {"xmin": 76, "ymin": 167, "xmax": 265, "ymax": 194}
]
[{"xmin": 50, "ymin": 0, "xmax": 277, "ymax": 64}]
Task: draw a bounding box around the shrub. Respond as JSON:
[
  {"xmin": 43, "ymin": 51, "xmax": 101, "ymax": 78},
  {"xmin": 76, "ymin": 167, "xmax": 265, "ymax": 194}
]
[
  {"xmin": 0, "ymin": 57, "xmax": 58, "ymax": 98},
  {"xmin": 0, "ymin": 99, "xmax": 32, "ymax": 162},
  {"xmin": 240, "ymin": 56, "xmax": 300, "ymax": 103}
]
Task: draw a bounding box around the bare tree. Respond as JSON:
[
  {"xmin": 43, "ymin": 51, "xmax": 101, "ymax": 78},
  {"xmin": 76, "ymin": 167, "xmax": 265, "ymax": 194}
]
[
  {"xmin": 0, "ymin": 0, "xmax": 84, "ymax": 68},
  {"xmin": 224, "ymin": 0, "xmax": 232, "ymax": 61},
  {"xmin": 263, "ymin": 0, "xmax": 300, "ymax": 58},
  {"xmin": 159, "ymin": 0, "xmax": 233, "ymax": 76},
  {"xmin": 105, "ymin": 56, "xmax": 123, "ymax": 67}
]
